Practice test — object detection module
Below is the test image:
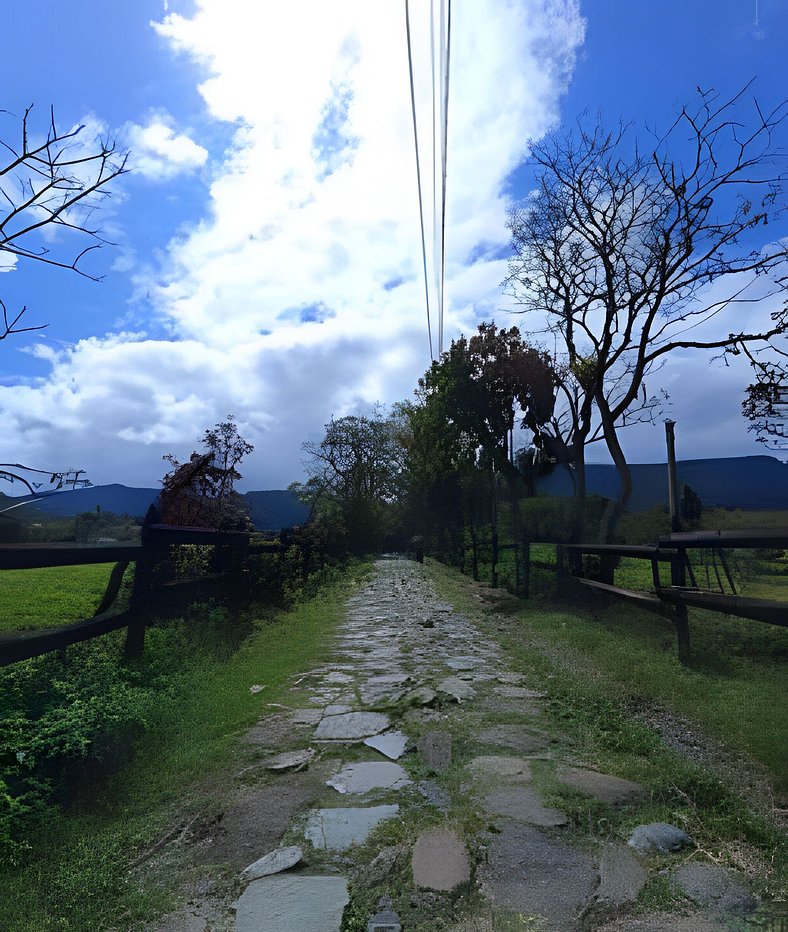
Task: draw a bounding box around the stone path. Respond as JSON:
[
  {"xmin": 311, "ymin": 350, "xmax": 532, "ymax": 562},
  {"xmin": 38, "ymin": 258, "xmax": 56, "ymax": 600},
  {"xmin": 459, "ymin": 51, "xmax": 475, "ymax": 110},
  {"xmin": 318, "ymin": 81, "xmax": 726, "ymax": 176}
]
[{"xmin": 149, "ymin": 558, "xmax": 761, "ymax": 931}]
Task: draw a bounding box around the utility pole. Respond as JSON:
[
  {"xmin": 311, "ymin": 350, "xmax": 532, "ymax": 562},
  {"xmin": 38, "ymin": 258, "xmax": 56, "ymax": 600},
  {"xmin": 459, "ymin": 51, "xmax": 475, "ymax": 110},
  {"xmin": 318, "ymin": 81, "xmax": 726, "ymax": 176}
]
[
  {"xmin": 664, "ymin": 419, "xmax": 690, "ymax": 664},
  {"xmin": 665, "ymin": 419, "xmax": 681, "ymax": 533}
]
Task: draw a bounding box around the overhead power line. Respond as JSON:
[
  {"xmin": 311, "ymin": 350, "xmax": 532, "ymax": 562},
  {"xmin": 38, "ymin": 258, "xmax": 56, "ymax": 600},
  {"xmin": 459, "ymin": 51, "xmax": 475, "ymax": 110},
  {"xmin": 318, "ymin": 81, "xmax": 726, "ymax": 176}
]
[{"xmin": 405, "ymin": 0, "xmax": 451, "ymax": 361}]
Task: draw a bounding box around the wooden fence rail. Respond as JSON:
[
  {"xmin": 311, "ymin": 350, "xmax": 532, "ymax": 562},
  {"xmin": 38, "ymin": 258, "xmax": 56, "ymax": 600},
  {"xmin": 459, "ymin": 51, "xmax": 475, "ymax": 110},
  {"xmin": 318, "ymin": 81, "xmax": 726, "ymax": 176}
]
[
  {"xmin": 556, "ymin": 529, "xmax": 788, "ymax": 664},
  {"xmin": 0, "ymin": 525, "xmax": 277, "ymax": 667}
]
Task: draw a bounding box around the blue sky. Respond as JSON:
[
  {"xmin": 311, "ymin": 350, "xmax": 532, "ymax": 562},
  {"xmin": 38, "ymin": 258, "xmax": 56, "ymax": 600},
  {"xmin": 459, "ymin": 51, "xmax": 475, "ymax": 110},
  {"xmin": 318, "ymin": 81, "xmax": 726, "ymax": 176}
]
[{"xmin": 0, "ymin": 0, "xmax": 786, "ymax": 491}]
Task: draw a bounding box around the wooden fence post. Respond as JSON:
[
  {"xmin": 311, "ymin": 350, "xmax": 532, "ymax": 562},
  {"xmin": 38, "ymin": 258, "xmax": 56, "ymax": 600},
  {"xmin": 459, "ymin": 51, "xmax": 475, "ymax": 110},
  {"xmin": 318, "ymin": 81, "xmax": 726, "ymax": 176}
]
[
  {"xmin": 124, "ymin": 527, "xmax": 166, "ymax": 660},
  {"xmin": 670, "ymin": 549, "xmax": 691, "ymax": 665},
  {"xmin": 521, "ymin": 539, "xmax": 531, "ymax": 599}
]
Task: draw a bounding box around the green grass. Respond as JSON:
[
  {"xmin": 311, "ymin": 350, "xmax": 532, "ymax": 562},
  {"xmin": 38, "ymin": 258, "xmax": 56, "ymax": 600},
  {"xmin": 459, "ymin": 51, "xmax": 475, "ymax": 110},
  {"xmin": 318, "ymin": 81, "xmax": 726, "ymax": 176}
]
[
  {"xmin": 0, "ymin": 564, "xmax": 116, "ymax": 633},
  {"xmin": 425, "ymin": 558, "xmax": 788, "ymax": 898},
  {"xmin": 0, "ymin": 563, "xmax": 369, "ymax": 931}
]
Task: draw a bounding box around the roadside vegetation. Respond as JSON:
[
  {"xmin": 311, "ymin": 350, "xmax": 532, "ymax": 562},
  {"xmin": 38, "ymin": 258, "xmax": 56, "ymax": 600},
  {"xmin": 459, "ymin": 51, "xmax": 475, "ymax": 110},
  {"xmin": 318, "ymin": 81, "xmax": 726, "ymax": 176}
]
[
  {"xmin": 0, "ymin": 562, "xmax": 369, "ymax": 932},
  {"xmin": 426, "ymin": 558, "xmax": 788, "ymax": 903}
]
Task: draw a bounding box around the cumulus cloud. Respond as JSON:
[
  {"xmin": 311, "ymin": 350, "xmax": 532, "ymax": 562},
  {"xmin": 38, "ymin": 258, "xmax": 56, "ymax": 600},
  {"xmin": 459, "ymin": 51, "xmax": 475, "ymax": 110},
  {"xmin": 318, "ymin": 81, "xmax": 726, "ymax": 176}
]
[
  {"xmin": 2, "ymin": 1, "xmax": 593, "ymax": 488},
  {"xmin": 126, "ymin": 115, "xmax": 208, "ymax": 181}
]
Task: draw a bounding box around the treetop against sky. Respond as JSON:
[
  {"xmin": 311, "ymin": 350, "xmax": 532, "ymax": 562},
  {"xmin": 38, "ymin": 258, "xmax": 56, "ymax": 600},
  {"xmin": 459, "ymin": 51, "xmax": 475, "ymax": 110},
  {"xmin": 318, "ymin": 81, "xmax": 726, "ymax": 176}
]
[{"xmin": 0, "ymin": 0, "xmax": 785, "ymax": 491}]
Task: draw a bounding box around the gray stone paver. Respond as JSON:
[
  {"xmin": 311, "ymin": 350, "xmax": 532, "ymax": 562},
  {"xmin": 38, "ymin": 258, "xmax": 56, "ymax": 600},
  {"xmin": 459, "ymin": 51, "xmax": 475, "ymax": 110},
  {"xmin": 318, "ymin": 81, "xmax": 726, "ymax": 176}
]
[
  {"xmin": 303, "ymin": 804, "xmax": 400, "ymax": 851},
  {"xmin": 412, "ymin": 826, "xmax": 471, "ymax": 891},
  {"xmin": 234, "ymin": 875, "xmax": 349, "ymax": 931}
]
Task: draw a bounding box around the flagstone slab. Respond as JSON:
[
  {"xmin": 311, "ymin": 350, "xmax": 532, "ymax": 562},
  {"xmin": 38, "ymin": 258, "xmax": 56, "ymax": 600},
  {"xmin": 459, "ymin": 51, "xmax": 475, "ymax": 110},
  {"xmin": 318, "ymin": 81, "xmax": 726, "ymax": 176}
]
[
  {"xmin": 288, "ymin": 708, "xmax": 324, "ymax": 726},
  {"xmin": 483, "ymin": 786, "xmax": 568, "ymax": 827},
  {"xmin": 557, "ymin": 766, "xmax": 646, "ymax": 806},
  {"xmin": 403, "ymin": 687, "xmax": 438, "ymax": 707},
  {"xmin": 418, "ymin": 730, "xmax": 452, "ymax": 772},
  {"xmin": 478, "ymin": 821, "xmax": 596, "ymax": 928},
  {"xmin": 412, "ymin": 827, "xmax": 470, "ymax": 891},
  {"xmin": 496, "ymin": 672, "xmax": 527, "ymax": 685},
  {"xmin": 313, "ymin": 711, "xmax": 390, "ymax": 740},
  {"xmin": 446, "ymin": 656, "xmax": 483, "ymax": 671},
  {"xmin": 494, "ymin": 685, "xmax": 546, "ymax": 700},
  {"xmin": 258, "ymin": 749, "xmax": 316, "ymax": 772},
  {"xmin": 234, "ymin": 874, "xmax": 349, "ymax": 931},
  {"xmin": 241, "ymin": 845, "xmax": 304, "ymax": 880},
  {"xmin": 467, "ymin": 755, "xmax": 532, "ymax": 781},
  {"xmin": 476, "ymin": 725, "xmax": 553, "ymax": 755},
  {"xmin": 326, "ymin": 761, "xmax": 411, "ymax": 795},
  {"xmin": 364, "ymin": 730, "xmax": 408, "ymax": 760},
  {"xmin": 304, "ymin": 805, "xmax": 400, "ymax": 851},
  {"xmin": 673, "ymin": 862, "xmax": 757, "ymax": 917},
  {"xmin": 595, "ymin": 842, "xmax": 647, "ymax": 906},
  {"xmin": 437, "ymin": 676, "xmax": 477, "ymax": 702}
]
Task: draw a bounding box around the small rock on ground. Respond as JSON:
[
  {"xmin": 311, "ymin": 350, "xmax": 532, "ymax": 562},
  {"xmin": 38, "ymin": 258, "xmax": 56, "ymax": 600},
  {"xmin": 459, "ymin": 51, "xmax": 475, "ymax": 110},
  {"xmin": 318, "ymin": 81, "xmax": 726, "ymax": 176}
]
[
  {"xmin": 628, "ymin": 822, "xmax": 694, "ymax": 854},
  {"xmin": 241, "ymin": 845, "xmax": 303, "ymax": 880}
]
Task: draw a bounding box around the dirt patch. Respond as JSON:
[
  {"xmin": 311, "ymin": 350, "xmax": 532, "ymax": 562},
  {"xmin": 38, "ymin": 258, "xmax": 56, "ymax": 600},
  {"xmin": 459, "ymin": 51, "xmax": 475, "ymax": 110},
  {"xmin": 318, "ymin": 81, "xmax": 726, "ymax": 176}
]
[{"xmin": 191, "ymin": 767, "xmax": 330, "ymax": 870}]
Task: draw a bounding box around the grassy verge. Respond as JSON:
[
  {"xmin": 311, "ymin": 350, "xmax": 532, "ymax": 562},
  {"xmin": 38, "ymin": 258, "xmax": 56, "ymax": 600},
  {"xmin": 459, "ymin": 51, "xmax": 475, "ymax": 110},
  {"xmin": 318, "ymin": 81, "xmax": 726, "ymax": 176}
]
[
  {"xmin": 424, "ymin": 558, "xmax": 788, "ymax": 900},
  {"xmin": 0, "ymin": 561, "xmax": 369, "ymax": 931},
  {"xmin": 0, "ymin": 563, "xmax": 117, "ymax": 633}
]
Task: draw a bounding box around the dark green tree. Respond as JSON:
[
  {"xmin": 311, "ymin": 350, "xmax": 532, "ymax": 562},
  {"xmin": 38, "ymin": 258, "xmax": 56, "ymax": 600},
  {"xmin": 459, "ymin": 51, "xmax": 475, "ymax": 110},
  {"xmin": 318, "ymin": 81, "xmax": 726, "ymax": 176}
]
[{"xmin": 296, "ymin": 409, "xmax": 405, "ymax": 554}]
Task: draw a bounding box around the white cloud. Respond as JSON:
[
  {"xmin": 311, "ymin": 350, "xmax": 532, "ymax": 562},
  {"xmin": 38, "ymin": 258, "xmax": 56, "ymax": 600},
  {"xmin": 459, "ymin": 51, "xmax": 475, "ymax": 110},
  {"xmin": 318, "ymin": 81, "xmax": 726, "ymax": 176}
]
[
  {"xmin": 2, "ymin": 1, "xmax": 593, "ymax": 489},
  {"xmin": 126, "ymin": 115, "xmax": 208, "ymax": 181}
]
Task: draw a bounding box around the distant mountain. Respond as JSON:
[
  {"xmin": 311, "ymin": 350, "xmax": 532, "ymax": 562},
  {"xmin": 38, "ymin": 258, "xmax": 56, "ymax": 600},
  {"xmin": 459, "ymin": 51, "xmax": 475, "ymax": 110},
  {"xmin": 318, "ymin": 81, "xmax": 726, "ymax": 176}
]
[
  {"xmin": 1, "ymin": 484, "xmax": 310, "ymax": 530},
  {"xmin": 245, "ymin": 490, "xmax": 309, "ymax": 530},
  {"xmin": 535, "ymin": 455, "xmax": 788, "ymax": 510}
]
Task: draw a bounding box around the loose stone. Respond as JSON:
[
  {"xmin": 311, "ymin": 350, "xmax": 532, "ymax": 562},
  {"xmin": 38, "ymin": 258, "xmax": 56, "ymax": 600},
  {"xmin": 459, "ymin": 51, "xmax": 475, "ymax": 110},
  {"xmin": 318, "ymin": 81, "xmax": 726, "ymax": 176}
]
[
  {"xmin": 628, "ymin": 822, "xmax": 694, "ymax": 854},
  {"xmin": 412, "ymin": 827, "xmax": 470, "ymax": 891},
  {"xmin": 437, "ymin": 676, "xmax": 476, "ymax": 703},
  {"xmin": 241, "ymin": 845, "xmax": 304, "ymax": 880},
  {"xmin": 403, "ymin": 687, "xmax": 438, "ymax": 707}
]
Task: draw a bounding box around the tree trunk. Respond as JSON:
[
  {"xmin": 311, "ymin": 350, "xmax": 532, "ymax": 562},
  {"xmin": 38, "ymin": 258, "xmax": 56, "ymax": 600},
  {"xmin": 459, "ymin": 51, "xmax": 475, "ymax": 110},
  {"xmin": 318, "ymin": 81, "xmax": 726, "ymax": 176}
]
[{"xmin": 595, "ymin": 393, "xmax": 633, "ymax": 543}]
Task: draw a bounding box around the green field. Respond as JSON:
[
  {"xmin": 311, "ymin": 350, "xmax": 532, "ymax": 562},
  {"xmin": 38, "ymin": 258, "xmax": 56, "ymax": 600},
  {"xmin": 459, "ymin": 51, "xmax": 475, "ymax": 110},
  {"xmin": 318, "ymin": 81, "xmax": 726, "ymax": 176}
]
[{"xmin": 0, "ymin": 564, "xmax": 117, "ymax": 633}]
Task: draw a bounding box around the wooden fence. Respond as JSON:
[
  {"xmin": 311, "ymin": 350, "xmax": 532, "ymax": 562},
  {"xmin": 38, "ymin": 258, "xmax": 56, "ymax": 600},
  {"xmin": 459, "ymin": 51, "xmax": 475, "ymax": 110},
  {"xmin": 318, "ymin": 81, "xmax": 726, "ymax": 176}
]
[
  {"xmin": 556, "ymin": 528, "xmax": 788, "ymax": 663},
  {"xmin": 0, "ymin": 525, "xmax": 280, "ymax": 667}
]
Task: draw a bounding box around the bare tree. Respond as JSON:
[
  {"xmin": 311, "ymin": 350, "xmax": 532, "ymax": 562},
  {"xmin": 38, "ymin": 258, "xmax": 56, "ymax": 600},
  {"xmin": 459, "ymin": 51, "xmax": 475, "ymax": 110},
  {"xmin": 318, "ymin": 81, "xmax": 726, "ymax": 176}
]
[
  {"xmin": 0, "ymin": 104, "xmax": 129, "ymax": 340},
  {"xmin": 0, "ymin": 463, "xmax": 90, "ymax": 514},
  {"xmin": 506, "ymin": 84, "xmax": 787, "ymax": 540},
  {"xmin": 741, "ymin": 304, "xmax": 787, "ymax": 449}
]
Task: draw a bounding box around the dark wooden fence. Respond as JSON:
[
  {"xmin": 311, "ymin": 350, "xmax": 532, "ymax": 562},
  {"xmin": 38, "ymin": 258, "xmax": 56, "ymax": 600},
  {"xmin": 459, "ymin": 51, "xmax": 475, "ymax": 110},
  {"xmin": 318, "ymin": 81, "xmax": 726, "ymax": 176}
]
[
  {"xmin": 556, "ymin": 529, "xmax": 788, "ymax": 664},
  {"xmin": 0, "ymin": 525, "xmax": 280, "ymax": 667}
]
